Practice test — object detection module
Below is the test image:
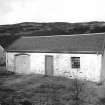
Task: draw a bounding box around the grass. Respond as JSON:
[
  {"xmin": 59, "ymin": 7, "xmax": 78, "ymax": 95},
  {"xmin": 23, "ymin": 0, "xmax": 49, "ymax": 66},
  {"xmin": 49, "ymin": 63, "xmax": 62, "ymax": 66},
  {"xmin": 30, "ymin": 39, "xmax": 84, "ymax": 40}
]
[{"xmin": 0, "ymin": 68, "xmax": 105, "ymax": 105}]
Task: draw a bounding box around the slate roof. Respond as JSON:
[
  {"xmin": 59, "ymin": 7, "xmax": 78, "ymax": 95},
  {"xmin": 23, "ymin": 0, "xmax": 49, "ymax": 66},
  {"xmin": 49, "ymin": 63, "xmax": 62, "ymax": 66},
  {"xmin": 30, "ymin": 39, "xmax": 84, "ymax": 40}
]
[{"xmin": 6, "ymin": 33, "xmax": 105, "ymax": 54}]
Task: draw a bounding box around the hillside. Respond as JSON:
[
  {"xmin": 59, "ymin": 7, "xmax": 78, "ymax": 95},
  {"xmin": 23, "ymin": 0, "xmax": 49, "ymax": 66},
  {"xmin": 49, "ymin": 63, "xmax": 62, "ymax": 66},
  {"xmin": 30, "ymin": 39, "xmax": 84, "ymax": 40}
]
[{"xmin": 0, "ymin": 21, "xmax": 105, "ymax": 36}]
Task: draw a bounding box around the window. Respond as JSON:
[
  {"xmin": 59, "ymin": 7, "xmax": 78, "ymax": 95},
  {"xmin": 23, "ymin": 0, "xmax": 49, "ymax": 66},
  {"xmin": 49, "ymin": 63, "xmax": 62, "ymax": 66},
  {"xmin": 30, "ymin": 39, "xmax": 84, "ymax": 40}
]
[{"xmin": 71, "ymin": 57, "xmax": 80, "ymax": 68}]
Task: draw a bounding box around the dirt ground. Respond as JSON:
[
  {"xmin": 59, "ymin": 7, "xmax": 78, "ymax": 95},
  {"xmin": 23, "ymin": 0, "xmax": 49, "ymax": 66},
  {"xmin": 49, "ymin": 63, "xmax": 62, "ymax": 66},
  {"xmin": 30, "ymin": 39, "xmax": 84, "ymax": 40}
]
[{"xmin": 0, "ymin": 68, "xmax": 105, "ymax": 105}]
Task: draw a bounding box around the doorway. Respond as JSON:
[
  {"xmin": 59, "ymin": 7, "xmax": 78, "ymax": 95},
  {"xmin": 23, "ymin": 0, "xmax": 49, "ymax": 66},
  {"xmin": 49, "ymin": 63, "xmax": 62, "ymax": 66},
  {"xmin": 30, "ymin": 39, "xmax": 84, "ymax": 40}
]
[
  {"xmin": 45, "ymin": 55, "xmax": 54, "ymax": 76},
  {"xmin": 14, "ymin": 54, "xmax": 30, "ymax": 74}
]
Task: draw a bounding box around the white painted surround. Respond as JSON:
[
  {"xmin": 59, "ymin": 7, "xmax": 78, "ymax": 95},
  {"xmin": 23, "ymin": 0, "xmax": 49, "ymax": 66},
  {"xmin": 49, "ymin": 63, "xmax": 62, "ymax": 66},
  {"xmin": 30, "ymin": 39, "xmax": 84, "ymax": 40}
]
[{"xmin": 6, "ymin": 52, "xmax": 102, "ymax": 82}]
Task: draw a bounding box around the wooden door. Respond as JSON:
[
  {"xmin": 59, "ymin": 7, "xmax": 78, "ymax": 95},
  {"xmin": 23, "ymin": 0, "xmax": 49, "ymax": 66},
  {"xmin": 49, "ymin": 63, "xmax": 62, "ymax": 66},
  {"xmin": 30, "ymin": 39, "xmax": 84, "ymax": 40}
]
[
  {"xmin": 15, "ymin": 54, "xmax": 30, "ymax": 74},
  {"xmin": 45, "ymin": 55, "xmax": 53, "ymax": 76}
]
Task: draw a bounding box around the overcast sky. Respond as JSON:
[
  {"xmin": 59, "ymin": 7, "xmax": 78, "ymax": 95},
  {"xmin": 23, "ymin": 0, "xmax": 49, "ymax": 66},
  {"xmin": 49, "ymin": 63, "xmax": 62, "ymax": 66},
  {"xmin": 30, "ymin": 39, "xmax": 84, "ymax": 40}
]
[{"xmin": 0, "ymin": 0, "xmax": 105, "ymax": 25}]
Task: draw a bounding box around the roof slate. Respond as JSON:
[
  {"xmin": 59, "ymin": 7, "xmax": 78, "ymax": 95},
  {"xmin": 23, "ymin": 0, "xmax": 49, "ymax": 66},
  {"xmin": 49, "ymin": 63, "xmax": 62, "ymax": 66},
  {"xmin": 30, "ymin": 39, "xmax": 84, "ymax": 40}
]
[{"xmin": 7, "ymin": 33, "xmax": 105, "ymax": 54}]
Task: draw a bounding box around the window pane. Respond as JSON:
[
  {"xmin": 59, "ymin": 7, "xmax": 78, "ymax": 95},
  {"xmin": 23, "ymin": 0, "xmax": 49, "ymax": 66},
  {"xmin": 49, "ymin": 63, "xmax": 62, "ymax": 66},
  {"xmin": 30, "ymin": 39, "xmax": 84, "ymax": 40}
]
[{"xmin": 71, "ymin": 57, "xmax": 80, "ymax": 68}]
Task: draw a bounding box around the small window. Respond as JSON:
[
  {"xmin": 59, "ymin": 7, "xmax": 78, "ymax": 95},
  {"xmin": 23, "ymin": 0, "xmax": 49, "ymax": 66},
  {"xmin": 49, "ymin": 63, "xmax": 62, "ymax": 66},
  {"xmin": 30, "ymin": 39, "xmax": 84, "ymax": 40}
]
[{"xmin": 71, "ymin": 57, "xmax": 80, "ymax": 68}]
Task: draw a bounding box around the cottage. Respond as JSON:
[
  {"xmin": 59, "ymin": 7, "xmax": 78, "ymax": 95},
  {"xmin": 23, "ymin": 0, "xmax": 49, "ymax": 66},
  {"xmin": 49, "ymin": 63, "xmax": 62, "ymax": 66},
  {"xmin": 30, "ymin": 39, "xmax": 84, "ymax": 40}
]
[{"xmin": 4, "ymin": 33, "xmax": 105, "ymax": 82}]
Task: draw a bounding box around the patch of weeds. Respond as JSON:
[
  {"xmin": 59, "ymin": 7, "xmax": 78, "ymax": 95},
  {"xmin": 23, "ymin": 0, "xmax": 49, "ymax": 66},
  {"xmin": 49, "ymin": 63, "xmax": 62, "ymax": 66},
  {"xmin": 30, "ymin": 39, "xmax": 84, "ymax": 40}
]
[
  {"xmin": 98, "ymin": 97, "xmax": 105, "ymax": 105},
  {"xmin": 0, "ymin": 71, "xmax": 15, "ymax": 77},
  {"xmin": 30, "ymin": 82, "xmax": 65, "ymax": 105},
  {"xmin": 96, "ymin": 82, "xmax": 103, "ymax": 86}
]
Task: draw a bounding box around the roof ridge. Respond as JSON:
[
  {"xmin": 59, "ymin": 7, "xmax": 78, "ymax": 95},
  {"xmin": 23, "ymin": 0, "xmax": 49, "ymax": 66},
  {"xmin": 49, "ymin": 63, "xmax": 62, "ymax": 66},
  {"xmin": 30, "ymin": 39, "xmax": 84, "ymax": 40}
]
[{"xmin": 22, "ymin": 32, "xmax": 105, "ymax": 38}]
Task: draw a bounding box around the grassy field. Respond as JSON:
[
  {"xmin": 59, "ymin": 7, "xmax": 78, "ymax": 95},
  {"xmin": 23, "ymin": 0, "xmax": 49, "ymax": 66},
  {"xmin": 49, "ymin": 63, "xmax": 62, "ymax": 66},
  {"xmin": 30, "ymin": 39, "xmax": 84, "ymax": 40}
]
[{"xmin": 0, "ymin": 68, "xmax": 105, "ymax": 105}]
